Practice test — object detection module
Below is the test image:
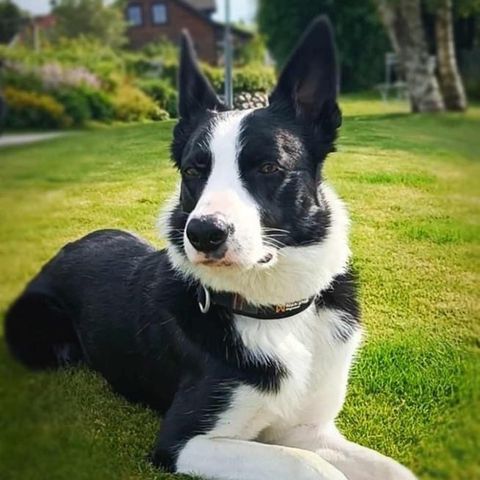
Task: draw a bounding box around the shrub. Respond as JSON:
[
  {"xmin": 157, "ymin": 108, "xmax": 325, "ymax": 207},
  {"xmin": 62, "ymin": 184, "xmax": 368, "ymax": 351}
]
[
  {"xmin": 202, "ymin": 64, "xmax": 276, "ymax": 95},
  {"xmin": 235, "ymin": 34, "xmax": 268, "ymax": 67},
  {"xmin": 3, "ymin": 86, "xmax": 71, "ymax": 129},
  {"xmin": 0, "ymin": 38, "xmax": 125, "ymax": 86},
  {"xmin": 83, "ymin": 89, "xmax": 115, "ymax": 121},
  {"xmin": 160, "ymin": 61, "xmax": 179, "ymax": 87},
  {"xmin": 2, "ymin": 67, "xmax": 44, "ymax": 92},
  {"xmin": 52, "ymin": 88, "xmax": 92, "ymax": 126},
  {"xmin": 113, "ymin": 84, "xmax": 168, "ymax": 122},
  {"xmin": 202, "ymin": 64, "xmax": 224, "ymax": 92},
  {"xmin": 142, "ymin": 38, "xmax": 179, "ymax": 64},
  {"xmin": 123, "ymin": 52, "xmax": 158, "ymax": 78},
  {"xmin": 39, "ymin": 62, "xmax": 101, "ymax": 90},
  {"xmin": 53, "ymin": 87, "xmax": 116, "ymax": 124},
  {"xmin": 233, "ymin": 65, "xmax": 276, "ymax": 93},
  {"xmin": 136, "ymin": 78, "xmax": 178, "ymax": 117}
]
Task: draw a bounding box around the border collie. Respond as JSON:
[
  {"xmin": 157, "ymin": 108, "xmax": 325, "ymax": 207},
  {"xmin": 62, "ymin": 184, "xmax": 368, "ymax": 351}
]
[{"xmin": 5, "ymin": 17, "xmax": 417, "ymax": 480}]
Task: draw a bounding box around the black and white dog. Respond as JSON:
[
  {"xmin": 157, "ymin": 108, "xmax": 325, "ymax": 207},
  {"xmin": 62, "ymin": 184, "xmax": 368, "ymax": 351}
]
[{"xmin": 5, "ymin": 18, "xmax": 416, "ymax": 480}]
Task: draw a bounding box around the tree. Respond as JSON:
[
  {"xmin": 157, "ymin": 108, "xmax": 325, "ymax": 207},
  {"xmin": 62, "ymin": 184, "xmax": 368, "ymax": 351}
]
[
  {"xmin": 377, "ymin": 0, "xmax": 445, "ymax": 112},
  {"xmin": 0, "ymin": 0, "xmax": 26, "ymax": 44},
  {"xmin": 435, "ymin": 0, "xmax": 467, "ymax": 110},
  {"xmin": 257, "ymin": 0, "xmax": 389, "ymax": 92},
  {"xmin": 52, "ymin": 0, "xmax": 126, "ymax": 49}
]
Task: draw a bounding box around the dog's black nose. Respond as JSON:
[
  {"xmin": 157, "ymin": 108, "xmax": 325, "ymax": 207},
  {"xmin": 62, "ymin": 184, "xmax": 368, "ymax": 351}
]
[{"xmin": 186, "ymin": 216, "xmax": 229, "ymax": 253}]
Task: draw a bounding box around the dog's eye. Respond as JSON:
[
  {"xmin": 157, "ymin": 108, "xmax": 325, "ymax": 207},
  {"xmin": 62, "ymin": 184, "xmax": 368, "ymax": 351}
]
[
  {"xmin": 258, "ymin": 163, "xmax": 280, "ymax": 174},
  {"xmin": 183, "ymin": 166, "xmax": 201, "ymax": 178}
]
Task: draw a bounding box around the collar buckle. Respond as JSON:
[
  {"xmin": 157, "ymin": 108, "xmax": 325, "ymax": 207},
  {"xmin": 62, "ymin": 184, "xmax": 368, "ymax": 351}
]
[{"xmin": 198, "ymin": 285, "xmax": 211, "ymax": 314}]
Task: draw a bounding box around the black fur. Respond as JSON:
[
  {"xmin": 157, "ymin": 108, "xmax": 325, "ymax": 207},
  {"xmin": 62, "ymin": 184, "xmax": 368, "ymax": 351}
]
[{"xmin": 315, "ymin": 270, "xmax": 361, "ymax": 342}]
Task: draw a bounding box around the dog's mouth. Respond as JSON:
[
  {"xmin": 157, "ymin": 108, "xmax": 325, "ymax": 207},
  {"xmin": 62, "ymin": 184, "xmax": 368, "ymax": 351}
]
[
  {"xmin": 257, "ymin": 253, "xmax": 274, "ymax": 265},
  {"xmin": 191, "ymin": 251, "xmax": 276, "ymax": 269}
]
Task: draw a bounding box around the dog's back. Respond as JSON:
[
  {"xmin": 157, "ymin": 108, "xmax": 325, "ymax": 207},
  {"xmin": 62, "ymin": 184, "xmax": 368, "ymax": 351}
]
[{"xmin": 5, "ymin": 229, "xmax": 182, "ymax": 410}]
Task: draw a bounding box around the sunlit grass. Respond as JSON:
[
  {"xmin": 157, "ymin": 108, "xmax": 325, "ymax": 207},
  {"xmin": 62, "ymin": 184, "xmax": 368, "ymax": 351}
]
[{"xmin": 0, "ymin": 96, "xmax": 479, "ymax": 480}]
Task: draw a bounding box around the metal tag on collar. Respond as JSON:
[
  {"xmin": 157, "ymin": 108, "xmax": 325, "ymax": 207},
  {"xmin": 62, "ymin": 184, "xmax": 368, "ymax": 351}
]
[{"xmin": 198, "ymin": 285, "xmax": 211, "ymax": 314}]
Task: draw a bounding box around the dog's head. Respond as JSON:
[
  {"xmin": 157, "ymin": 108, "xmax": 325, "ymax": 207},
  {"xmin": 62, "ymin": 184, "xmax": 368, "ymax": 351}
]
[{"xmin": 163, "ymin": 17, "xmax": 350, "ymax": 304}]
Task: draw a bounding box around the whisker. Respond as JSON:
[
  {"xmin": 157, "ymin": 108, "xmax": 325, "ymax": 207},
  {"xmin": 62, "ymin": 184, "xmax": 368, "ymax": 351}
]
[{"xmin": 263, "ymin": 227, "xmax": 291, "ymax": 234}]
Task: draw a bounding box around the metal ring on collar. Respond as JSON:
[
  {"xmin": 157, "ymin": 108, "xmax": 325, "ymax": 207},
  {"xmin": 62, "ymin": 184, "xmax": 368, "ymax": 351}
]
[{"xmin": 198, "ymin": 285, "xmax": 211, "ymax": 314}]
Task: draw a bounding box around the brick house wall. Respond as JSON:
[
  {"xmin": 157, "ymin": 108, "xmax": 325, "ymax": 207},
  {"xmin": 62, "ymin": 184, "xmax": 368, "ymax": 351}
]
[{"xmin": 126, "ymin": 0, "xmax": 218, "ymax": 64}]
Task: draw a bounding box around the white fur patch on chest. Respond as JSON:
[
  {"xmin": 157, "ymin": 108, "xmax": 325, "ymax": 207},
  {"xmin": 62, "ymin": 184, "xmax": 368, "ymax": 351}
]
[{"xmin": 210, "ymin": 307, "xmax": 361, "ymax": 440}]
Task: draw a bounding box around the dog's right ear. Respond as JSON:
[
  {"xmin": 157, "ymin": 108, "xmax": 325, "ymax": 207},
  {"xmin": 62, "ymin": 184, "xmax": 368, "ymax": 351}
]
[{"xmin": 178, "ymin": 31, "xmax": 225, "ymax": 120}]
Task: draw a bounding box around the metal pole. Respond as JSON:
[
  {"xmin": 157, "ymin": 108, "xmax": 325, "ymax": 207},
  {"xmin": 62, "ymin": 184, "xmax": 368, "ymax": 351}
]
[
  {"xmin": 224, "ymin": 0, "xmax": 233, "ymax": 108},
  {"xmin": 33, "ymin": 21, "xmax": 40, "ymax": 53}
]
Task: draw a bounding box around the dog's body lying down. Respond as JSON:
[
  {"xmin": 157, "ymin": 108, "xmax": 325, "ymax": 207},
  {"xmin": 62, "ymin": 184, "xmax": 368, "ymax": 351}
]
[{"xmin": 5, "ymin": 18, "xmax": 417, "ymax": 480}]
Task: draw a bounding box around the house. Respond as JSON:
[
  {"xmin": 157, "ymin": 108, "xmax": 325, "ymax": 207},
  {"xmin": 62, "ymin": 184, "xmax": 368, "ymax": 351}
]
[
  {"xmin": 13, "ymin": 14, "xmax": 57, "ymax": 48},
  {"xmin": 125, "ymin": 0, "xmax": 252, "ymax": 65}
]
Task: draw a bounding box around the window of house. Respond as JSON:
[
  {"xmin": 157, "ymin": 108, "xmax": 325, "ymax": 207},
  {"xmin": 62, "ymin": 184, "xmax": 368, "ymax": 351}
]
[
  {"xmin": 152, "ymin": 3, "xmax": 168, "ymax": 25},
  {"xmin": 127, "ymin": 4, "xmax": 143, "ymax": 26}
]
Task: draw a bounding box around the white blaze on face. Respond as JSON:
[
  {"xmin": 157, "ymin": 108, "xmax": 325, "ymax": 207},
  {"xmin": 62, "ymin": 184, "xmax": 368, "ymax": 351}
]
[{"xmin": 184, "ymin": 111, "xmax": 270, "ymax": 267}]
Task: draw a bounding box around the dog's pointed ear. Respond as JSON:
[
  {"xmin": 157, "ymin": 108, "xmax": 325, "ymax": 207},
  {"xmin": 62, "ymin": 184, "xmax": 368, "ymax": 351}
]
[
  {"xmin": 269, "ymin": 16, "xmax": 341, "ymax": 132},
  {"xmin": 178, "ymin": 30, "xmax": 225, "ymax": 120}
]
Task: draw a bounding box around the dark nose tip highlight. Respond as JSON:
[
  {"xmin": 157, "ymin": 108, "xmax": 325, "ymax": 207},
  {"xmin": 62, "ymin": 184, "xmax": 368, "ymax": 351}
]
[{"xmin": 186, "ymin": 216, "xmax": 229, "ymax": 253}]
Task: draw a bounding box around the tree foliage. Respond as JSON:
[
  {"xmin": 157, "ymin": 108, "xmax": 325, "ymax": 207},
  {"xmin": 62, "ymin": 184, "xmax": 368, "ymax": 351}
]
[
  {"xmin": 0, "ymin": 0, "xmax": 26, "ymax": 44},
  {"xmin": 52, "ymin": 0, "xmax": 126, "ymax": 49},
  {"xmin": 235, "ymin": 34, "xmax": 268, "ymax": 66},
  {"xmin": 257, "ymin": 0, "xmax": 390, "ymax": 91},
  {"xmin": 424, "ymin": 0, "xmax": 480, "ymax": 16}
]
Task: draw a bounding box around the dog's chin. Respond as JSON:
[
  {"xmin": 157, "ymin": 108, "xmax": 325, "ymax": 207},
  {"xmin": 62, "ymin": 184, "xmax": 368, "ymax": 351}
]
[{"xmin": 187, "ymin": 250, "xmax": 278, "ymax": 271}]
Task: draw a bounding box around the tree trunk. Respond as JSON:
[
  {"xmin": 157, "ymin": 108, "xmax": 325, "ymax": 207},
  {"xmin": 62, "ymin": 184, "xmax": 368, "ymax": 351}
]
[
  {"xmin": 377, "ymin": 0, "xmax": 445, "ymax": 112},
  {"xmin": 435, "ymin": 0, "xmax": 467, "ymax": 111}
]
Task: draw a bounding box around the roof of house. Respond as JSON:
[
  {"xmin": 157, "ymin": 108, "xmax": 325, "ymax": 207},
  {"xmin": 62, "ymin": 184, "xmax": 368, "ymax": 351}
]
[
  {"xmin": 184, "ymin": 0, "xmax": 216, "ymax": 11},
  {"xmin": 122, "ymin": 0, "xmax": 252, "ymax": 40},
  {"xmin": 175, "ymin": 0, "xmax": 253, "ymax": 39},
  {"xmin": 32, "ymin": 14, "xmax": 56, "ymax": 29}
]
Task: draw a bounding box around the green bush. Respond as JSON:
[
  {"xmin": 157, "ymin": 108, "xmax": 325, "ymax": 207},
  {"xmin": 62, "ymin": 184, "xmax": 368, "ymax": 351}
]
[
  {"xmin": 233, "ymin": 65, "xmax": 276, "ymax": 93},
  {"xmin": 113, "ymin": 84, "xmax": 168, "ymax": 122},
  {"xmin": 202, "ymin": 64, "xmax": 224, "ymax": 92},
  {"xmin": 202, "ymin": 64, "xmax": 276, "ymax": 95},
  {"xmin": 55, "ymin": 87, "xmax": 115, "ymax": 124},
  {"xmin": 83, "ymin": 89, "xmax": 115, "ymax": 121},
  {"xmin": 235, "ymin": 34, "xmax": 268, "ymax": 66},
  {"xmin": 0, "ymin": 38, "xmax": 124, "ymax": 86},
  {"xmin": 4, "ymin": 86, "xmax": 71, "ymax": 129},
  {"xmin": 141, "ymin": 39, "xmax": 179, "ymax": 64},
  {"xmin": 123, "ymin": 53, "xmax": 157, "ymax": 78},
  {"xmin": 2, "ymin": 68, "xmax": 44, "ymax": 93},
  {"xmin": 136, "ymin": 78, "xmax": 178, "ymax": 118},
  {"xmin": 52, "ymin": 88, "xmax": 92, "ymax": 126},
  {"xmin": 160, "ymin": 61, "xmax": 179, "ymax": 87}
]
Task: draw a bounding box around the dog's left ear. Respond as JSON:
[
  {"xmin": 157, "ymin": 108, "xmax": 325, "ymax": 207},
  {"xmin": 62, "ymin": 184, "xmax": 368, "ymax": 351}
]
[
  {"xmin": 270, "ymin": 16, "xmax": 341, "ymax": 132},
  {"xmin": 178, "ymin": 30, "xmax": 225, "ymax": 120}
]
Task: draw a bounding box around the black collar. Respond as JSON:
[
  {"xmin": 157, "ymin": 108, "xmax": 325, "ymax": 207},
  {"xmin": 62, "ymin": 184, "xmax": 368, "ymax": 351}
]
[{"xmin": 196, "ymin": 285, "xmax": 314, "ymax": 320}]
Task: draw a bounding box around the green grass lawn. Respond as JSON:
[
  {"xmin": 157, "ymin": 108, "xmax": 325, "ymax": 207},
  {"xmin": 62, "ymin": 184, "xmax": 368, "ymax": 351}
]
[{"xmin": 0, "ymin": 96, "xmax": 479, "ymax": 480}]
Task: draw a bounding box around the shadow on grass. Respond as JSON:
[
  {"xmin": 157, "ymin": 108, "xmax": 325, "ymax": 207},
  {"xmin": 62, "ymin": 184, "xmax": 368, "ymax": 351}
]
[
  {"xmin": 0, "ymin": 339, "xmax": 186, "ymax": 480},
  {"xmin": 340, "ymin": 110, "xmax": 480, "ymax": 162}
]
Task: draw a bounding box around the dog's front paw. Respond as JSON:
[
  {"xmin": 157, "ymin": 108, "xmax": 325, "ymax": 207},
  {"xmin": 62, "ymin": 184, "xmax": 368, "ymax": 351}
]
[
  {"xmin": 315, "ymin": 445, "xmax": 417, "ymax": 480},
  {"xmin": 148, "ymin": 447, "xmax": 175, "ymax": 472}
]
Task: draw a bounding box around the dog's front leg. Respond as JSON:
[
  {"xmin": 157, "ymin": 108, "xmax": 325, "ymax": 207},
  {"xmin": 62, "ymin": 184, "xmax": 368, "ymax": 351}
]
[
  {"xmin": 315, "ymin": 430, "xmax": 417, "ymax": 480},
  {"xmin": 175, "ymin": 435, "xmax": 348, "ymax": 480},
  {"xmin": 150, "ymin": 381, "xmax": 347, "ymax": 480},
  {"xmin": 269, "ymin": 425, "xmax": 417, "ymax": 480}
]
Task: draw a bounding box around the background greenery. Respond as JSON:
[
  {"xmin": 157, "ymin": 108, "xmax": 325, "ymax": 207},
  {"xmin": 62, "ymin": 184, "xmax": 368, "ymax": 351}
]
[
  {"xmin": 0, "ymin": 37, "xmax": 274, "ymax": 128},
  {"xmin": 0, "ymin": 95, "xmax": 478, "ymax": 479},
  {"xmin": 258, "ymin": 0, "xmax": 389, "ymax": 91}
]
